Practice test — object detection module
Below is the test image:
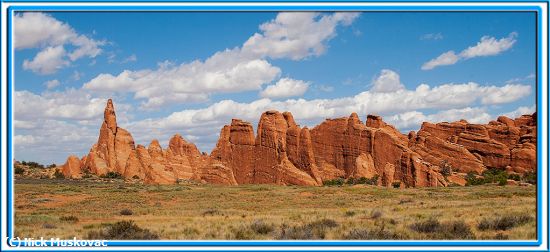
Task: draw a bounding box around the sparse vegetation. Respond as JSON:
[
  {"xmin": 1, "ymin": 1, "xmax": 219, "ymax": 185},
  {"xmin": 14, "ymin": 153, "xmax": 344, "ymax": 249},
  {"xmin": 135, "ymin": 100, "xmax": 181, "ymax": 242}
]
[
  {"xmin": 523, "ymin": 172, "xmax": 537, "ymax": 185},
  {"xmin": 343, "ymin": 227, "xmax": 404, "ymax": 240},
  {"xmin": 370, "ymin": 210, "xmax": 383, "ymax": 219},
  {"xmin": 410, "ymin": 218, "xmax": 474, "ymax": 239},
  {"xmin": 508, "ymin": 174, "xmax": 521, "ymax": 181},
  {"xmin": 53, "ymin": 169, "xmax": 64, "ymax": 179},
  {"xmin": 323, "ymin": 178, "xmax": 345, "ymax": 186},
  {"xmin": 14, "ymin": 179, "xmax": 537, "ymax": 240},
  {"xmin": 466, "ymin": 168, "xmax": 510, "ymax": 186},
  {"xmin": 119, "ymin": 209, "xmax": 133, "ymax": 216},
  {"xmin": 100, "ymin": 171, "xmax": 123, "ymax": 179},
  {"xmin": 202, "ymin": 209, "xmax": 222, "ymax": 216},
  {"xmin": 59, "ymin": 215, "xmax": 79, "ymax": 223},
  {"xmin": 20, "ymin": 161, "xmax": 45, "ymax": 169},
  {"xmin": 477, "ymin": 214, "xmax": 534, "ymax": 231},
  {"xmin": 87, "ymin": 221, "xmax": 159, "ymax": 240},
  {"xmin": 15, "ymin": 166, "xmax": 25, "ymax": 175},
  {"xmin": 42, "ymin": 223, "xmax": 56, "ymax": 229},
  {"xmin": 276, "ymin": 219, "xmax": 338, "ymax": 240},
  {"xmin": 409, "ymin": 218, "xmax": 440, "ymax": 233},
  {"xmin": 399, "ymin": 198, "xmax": 413, "ymax": 204},
  {"xmin": 250, "ymin": 220, "xmax": 274, "ymax": 234},
  {"xmin": 324, "ymin": 176, "xmax": 379, "ymax": 186},
  {"xmin": 344, "ymin": 210, "xmax": 356, "ymax": 217}
]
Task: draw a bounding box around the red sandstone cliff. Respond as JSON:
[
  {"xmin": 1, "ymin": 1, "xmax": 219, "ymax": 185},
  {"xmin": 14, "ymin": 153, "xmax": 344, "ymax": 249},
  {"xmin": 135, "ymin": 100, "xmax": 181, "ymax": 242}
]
[{"xmin": 62, "ymin": 99, "xmax": 537, "ymax": 187}]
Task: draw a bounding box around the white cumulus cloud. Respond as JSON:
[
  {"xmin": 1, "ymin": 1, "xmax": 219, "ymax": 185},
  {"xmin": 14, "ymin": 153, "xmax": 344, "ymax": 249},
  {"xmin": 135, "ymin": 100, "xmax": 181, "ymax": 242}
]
[
  {"xmin": 22, "ymin": 46, "xmax": 69, "ymax": 75},
  {"xmin": 370, "ymin": 69, "xmax": 405, "ymax": 92},
  {"xmin": 14, "ymin": 12, "xmax": 105, "ymax": 74},
  {"xmin": 460, "ymin": 32, "xmax": 517, "ymax": 59},
  {"xmin": 260, "ymin": 78, "xmax": 310, "ymax": 98},
  {"xmin": 242, "ymin": 12, "xmax": 359, "ymax": 60},
  {"xmin": 422, "ymin": 32, "xmax": 517, "ymax": 70},
  {"xmin": 84, "ymin": 12, "xmax": 359, "ymax": 109},
  {"xmin": 44, "ymin": 79, "xmax": 60, "ymax": 89},
  {"xmin": 421, "ymin": 51, "xmax": 460, "ymax": 70}
]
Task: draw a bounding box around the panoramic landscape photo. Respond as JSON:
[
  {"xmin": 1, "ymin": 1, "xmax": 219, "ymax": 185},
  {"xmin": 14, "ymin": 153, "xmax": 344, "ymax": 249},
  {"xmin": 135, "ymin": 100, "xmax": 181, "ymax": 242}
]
[{"xmin": 13, "ymin": 11, "xmax": 537, "ymax": 240}]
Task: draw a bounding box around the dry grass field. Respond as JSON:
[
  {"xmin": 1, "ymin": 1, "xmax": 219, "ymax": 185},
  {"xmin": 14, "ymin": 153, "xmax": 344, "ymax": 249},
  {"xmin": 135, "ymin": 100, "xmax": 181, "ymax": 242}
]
[{"xmin": 14, "ymin": 179, "xmax": 537, "ymax": 240}]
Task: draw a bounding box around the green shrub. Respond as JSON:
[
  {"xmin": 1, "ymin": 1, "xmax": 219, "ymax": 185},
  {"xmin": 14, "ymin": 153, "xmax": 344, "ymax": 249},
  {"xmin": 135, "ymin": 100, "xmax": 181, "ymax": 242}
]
[
  {"xmin": 392, "ymin": 182, "xmax": 401, "ymax": 188},
  {"xmin": 323, "ymin": 178, "xmax": 345, "ymax": 186},
  {"xmin": 14, "ymin": 166, "xmax": 25, "ymax": 175},
  {"xmin": 478, "ymin": 214, "xmax": 534, "ymax": 231},
  {"xmin": 466, "ymin": 168, "xmax": 510, "ymax": 186},
  {"xmin": 53, "ymin": 169, "xmax": 65, "ymax": 179},
  {"xmin": 508, "ymin": 174, "xmax": 521, "ymax": 181},
  {"xmin": 360, "ymin": 175, "xmax": 379, "ymax": 185},
  {"xmin": 522, "ymin": 172, "xmax": 537, "ymax": 185},
  {"xmin": 498, "ymin": 177, "xmax": 507, "ymax": 186},
  {"xmin": 344, "ymin": 210, "xmax": 356, "ymax": 217},
  {"xmin": 59, "ymin": 215, "xmax": 79, "ymax": 223},
  {"xmin": 323, "ymin": 176, "xmax": 380, "ymax": 186},
  {"xmin": 465, "ymin": 172, "xmax": 485, "ymax": 186},
  {"xmin": 119, "ymin": 209, "xmax": 133, "ymax": 216},
  {"xmin": 87, "ymin": 221, "xmax": 159, "ymax": 240},
  {"xmin": 100, "ymin": 171, "xmax": 123, "ymax": 179},
  {"xmin": 483, "ymin": 168, "xmax": 509, "ymax": 184},
  {"xmin": 21, "ymin": 161, "xmax": 45, "ymax": 169}
]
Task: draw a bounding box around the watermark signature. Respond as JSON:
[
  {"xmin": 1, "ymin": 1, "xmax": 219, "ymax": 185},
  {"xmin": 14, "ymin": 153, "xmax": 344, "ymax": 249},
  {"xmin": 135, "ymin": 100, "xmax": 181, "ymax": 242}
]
[{"xmin": 7, "ymin": 237, "xmax": 108, "ymax": 247}]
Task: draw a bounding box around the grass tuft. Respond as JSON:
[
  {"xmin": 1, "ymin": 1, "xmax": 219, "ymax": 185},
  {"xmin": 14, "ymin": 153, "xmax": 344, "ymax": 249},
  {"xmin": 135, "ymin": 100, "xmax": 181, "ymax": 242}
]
[
  {"xmin": 250, "ymin": 220, "xmax": 274, "ymax": 235},
  {"xmin": 276, "ymin": 219, "xmax": 338, "ymax": 240},
  {"xmin": 59, "ymin": 215, "xmax": 79, "ymax": 223},
  {"xmin": 119, "ymin": 209, "xmax": 133, "ymax": 216},
  {"xmin": 202, "ymin": 209, "xmax": 221, "ymax": 217},
  {"xmin": 343, "ymin": 227, "xmax": 405, "ymax": 240},
  {"xmin": 87, "ymin": 220, "xmax": 159, "ymax": 240},
  {"xmin": 410, "ymin": 218, "xmax": 475, "ymax": 239},
  {"xmin": 477, "ymin": 214, "xmax": 534, "ymax": 231}
]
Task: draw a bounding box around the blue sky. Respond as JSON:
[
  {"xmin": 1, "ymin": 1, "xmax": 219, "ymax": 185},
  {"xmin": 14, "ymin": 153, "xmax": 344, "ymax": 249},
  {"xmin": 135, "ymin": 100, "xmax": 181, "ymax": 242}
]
[{"xmin": 13, "ymin": 12, "xmax": 537, "ymax": 164}]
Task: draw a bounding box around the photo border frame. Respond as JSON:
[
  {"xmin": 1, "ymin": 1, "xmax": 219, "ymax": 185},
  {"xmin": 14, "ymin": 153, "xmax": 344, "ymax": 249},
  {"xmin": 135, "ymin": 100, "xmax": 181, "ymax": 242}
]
[{"xmin": 1, "ymin": 1, "xmax": 547, "ymax": 250}]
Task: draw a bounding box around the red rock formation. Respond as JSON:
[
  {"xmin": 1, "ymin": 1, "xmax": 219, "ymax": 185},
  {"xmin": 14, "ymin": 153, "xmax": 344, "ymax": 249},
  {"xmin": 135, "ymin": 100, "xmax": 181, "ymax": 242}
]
[
  {"xmin": 211, "ymin": 120, "xmax": 256, "ymax": 184},
  {"xmin": 83, "ymin": 99, "xmax": 137, "ymax": 176},
  {"xmin": 414, "ymin": 113, "xmax": 537, "ymax": 174},
  {"xmin": 253, "ymin": 111, "xmax": 319, "ymax": 185},
  {"xmin": 64, "ymin": 99, "xmax": 536, "ymax": 187},
  {"xmin": 81, "ymin": 99, "xmax": 207, "ymax": 184},
  {"xmin": 61, "ymin": 155, "xmax": 82, "ymax": 179}
]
